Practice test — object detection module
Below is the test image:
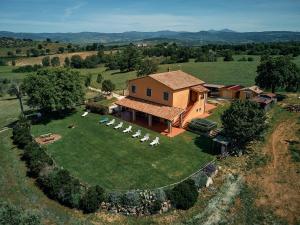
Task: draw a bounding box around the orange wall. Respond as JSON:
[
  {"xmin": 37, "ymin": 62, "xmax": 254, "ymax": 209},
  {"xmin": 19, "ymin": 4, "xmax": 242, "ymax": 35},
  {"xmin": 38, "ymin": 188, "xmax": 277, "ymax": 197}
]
[
  {"xmin": 128, "ymin": 76, "xmax": 173, "ymax": 106},
  {"xmin": 172, "ymin": 89, "xmax": 190, "ymax": 109}
]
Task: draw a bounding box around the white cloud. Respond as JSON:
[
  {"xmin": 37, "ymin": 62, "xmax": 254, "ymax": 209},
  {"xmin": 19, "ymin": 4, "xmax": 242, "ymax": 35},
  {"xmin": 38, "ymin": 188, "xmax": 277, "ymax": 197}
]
[{"xmin": 63, "ymin": 2, "xmax": 85, "ymax": 19}]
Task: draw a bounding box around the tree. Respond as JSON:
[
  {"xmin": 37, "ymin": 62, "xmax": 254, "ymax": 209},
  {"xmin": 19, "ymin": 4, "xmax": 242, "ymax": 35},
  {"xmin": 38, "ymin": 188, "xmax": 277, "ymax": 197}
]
[
  {"xmin": 223, "ymin": 50, "xmax": 234, "ymax": 61},
  {"xmin": 256, "ymin": 56, "xmax": 300, "ymax": 93},
  {"xmin": 85, "ymin": 74, "xmax": 92, "ymax": 87},
  {"xmin": 12, "ymin": 115, "xmax": 32, "ymax": 148},
  {"xmin": 80, "ymin": 185, "xmax": 105, "ymax": 213},
  {"xmin": 51, "ymin": 56, "xmax": 60, "ymax": 67},
  {"xmin": 102, "ymin": 80, "xmax": 115, "ymax": 93},
  {"xmin": 70, "ymin": 55, "xmax": 84, "ymax": 68},
  {"xmin": 23, "ymin": 68, "xmax": 84, "ymax": 112},
  {"xmin": 8, "ymin": 81, "xmax": 25, "ymax": 114},
  {"xmin": 119, "ymin": 43, "xmax": 141, "ymax": 72},
  {"xmin": 137, "ymin": 58, "xmax": 158, "ymax": 77},
  {"xmin": 7, "ymin": 51, "xmax": 14, "ymax": 57},
  {"xmin": 96, "ymin": 73, "xmax": 103, "ymax": 84},
  {"xmin": 64, "ymin": 57, "xmax": 70, "ymax": 67},
  {"xmin": 42, "ymin": 56, "xmax": 50, "ymax": 67},
  {"xmin": 38, "ymin": 44, "xmax": 43, "ymax": 49},
  {"xmin": 221, "ymin": 100, "xmax": 267, "ymax": 151},
  {"xmin": 167, "ymin": 179, "xmax": 198, "ymax": 210},
  {"xmin": 58, "ymin": 47, "xmax": 65, "ymax": 53},
  {"xmin": 11, "ymin": 60, "xmax": 16, "ymax": 66},
  {"xmin": 16, "ymin": 48, "xmax": 22, "ymax": 54},
  {"xmin": 30, "ymin": 48, "xmax": 40, "ymax": 57}
]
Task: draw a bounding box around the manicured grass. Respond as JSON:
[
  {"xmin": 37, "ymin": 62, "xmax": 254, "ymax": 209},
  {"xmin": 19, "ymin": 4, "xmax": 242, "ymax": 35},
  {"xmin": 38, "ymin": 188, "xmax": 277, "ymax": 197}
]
[{"xmin": 31, "ymin": 111, "xmax": 214, "ymax": 190}]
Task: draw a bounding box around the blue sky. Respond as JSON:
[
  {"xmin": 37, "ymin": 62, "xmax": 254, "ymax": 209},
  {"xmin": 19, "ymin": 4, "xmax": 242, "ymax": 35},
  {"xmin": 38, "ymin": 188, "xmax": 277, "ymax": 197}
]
[{"xmin": 1, "ymin": 0, "xmax": 300, "ymax": 33}]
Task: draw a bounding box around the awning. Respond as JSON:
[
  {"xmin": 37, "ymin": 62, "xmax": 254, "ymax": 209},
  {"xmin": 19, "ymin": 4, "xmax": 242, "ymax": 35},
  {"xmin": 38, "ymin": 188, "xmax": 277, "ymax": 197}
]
[{"xmin": 115, "ymin": 97, "xmax": 184, "ymax": 121}]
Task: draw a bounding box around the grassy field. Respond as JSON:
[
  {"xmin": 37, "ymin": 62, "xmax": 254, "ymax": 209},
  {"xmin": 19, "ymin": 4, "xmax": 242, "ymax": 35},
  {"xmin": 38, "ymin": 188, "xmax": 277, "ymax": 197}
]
[
  {"xmin": 1, "ymin": 55, "xmax": 300, "ymax": 91},
  {"xmin": 31, "ymin": 111, "xmax": 214, "ymax": 190}
]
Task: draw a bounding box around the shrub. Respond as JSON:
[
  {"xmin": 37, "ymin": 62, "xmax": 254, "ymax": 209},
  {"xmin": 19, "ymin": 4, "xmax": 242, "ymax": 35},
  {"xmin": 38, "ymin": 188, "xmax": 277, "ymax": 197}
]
[
  {"xmin": 122, "ymin": 190, "xmax": 142, "ymax": 207},
  {"xmin": 149, "ymin": 200, "xmax": 162, "ymax": 214},
  {"xmin": 167, "ymin": 179, "xmax": 198, "ymax": 210},
  {"xmin": 0, "ymin": 58, "xmax": 6, "ymax": 66},
  {"xmin": 107, "ymin": 191, "xmax": 123, "ymax": 206},
  {"xmin": 154, "ymin": 189, "xmax": 167, "ymax": 203},
  {"xmin": 23, "ymin": 141, "xmax": 54, "ymax": 177},
  {"xmin": 80, "ymin": 185, "xmax": 105, "ymax": 213},
  {"xmin": 12, "ymin": 64, "xmax": 42, "ymax": 73},
  {"xmin": 191, "ymin": 171, "xmax": 208, "ymax": 189},
  {"xmin": 37, "ymin": 168, "xmax": 82, "ymax": 208},
  {"xmin": 102, "ymin": 80, "xmax": 115, "ymax": 93},
  {"xmin": 0, "ymin": 201, "xmax": 41, "ymax": 225},
  {"xmin": 12, "ymin": 115, "xmax": 32, "ymax": 148},
  {"xmin": 85, "ymin": 102, "xmax": 109, "ymax": 115}
]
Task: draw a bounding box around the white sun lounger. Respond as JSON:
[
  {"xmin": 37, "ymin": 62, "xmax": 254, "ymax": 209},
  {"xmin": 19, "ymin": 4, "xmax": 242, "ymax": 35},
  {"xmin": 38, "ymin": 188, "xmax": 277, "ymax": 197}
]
[
  {"xmin": 114, "ymin": 122, "xmax": 123, "ymax": 129},
  {"xmin": 150, "ymin": 137, "xmax": 160, "ymax": 146},
  {"xmin": 132, "ymin": 130, "xmax": 141, "ymax": 138},
  {"xmin": 81, "ymin": 112, "xmax": 88, "ymax": 117},
  {"xmin": 123, "ymin": 125, "xmax": 132, "ymax": 133},
  {"xmin": 140, "ymin": 133, "xmax": 150, "ymax": 142},
  {"xmin": 106, "ymin": 119, "xmax": 115, "ymax": 126}
]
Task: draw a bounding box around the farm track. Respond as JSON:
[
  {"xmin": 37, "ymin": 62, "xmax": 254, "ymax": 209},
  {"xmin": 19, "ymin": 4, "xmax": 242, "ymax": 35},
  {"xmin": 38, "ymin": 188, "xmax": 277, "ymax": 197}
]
[{"xmin": 247, "ymin": 119, "xmax": 300, "ymax": 224}]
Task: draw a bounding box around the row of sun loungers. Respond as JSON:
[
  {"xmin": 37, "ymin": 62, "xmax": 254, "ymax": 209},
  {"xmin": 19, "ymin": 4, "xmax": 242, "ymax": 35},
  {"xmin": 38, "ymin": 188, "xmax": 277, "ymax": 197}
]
[{"xmin": 100, "ymin": 117, "xmax": 160, "ymax": 146}]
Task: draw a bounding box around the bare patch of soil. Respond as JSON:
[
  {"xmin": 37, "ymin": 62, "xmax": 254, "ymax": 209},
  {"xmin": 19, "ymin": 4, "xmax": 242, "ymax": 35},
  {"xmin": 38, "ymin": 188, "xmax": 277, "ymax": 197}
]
[
  {"xmin": 247, "ymin": 120, "xmax": 300, "ymax": 224},
  {"xmin": 35, "ymin": 134, "xmax": 61, "ymax": 145}
]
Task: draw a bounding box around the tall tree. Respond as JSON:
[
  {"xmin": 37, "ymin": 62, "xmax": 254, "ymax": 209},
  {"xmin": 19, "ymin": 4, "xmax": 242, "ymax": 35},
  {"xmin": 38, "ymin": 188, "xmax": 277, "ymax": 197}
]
[
  {"xmin": 119, "ymin": 43, "xmax": 141, "ymax": 72},
  {"xmin": 137, "ymin": 58, "xmax": 158, "ymax": 77},
  {"xmin": 70, "ymin": 55, "xmax": 83, "ymax": 68},
  {"xmin": 51, "ymin": 56, "xmax": 60, "ymax": 67},
  {"xmin": 42, "ymin": 56, "xmax": 50, "ymax": 67},
  {"xmin": 64, "ymin": 57, "xmax": 70, "ymax": 67},
  {"xmin": 221, "ymin": 100, "xmax": 267, "ymax": 152},
  {"xmin": 23, "ymin": 68, "xmax": 84, "ymax": 112},
  {"xmin": 84, "ymin": 74, "xmax": 92, "ymax": 87},
  {"xmin": 96, "ymin": 73, "xmax": 103, "ymax": 84},
  {"xmin": 256, "ymin": 56, "xmax": 300, "ymax": 93},
  {"xmin": 102, "ymin": 80, "xmax": 115, "ymax": 94},
  {"xmin": 8, "ymin": 81, "xmax": 25, "ymax": 115}
]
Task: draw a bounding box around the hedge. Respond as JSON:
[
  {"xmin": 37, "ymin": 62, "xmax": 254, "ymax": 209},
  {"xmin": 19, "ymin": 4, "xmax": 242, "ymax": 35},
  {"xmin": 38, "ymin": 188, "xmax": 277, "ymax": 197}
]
[{"xmin": 85, "ymin": 102, "xmax": 109, "ymax": 115}]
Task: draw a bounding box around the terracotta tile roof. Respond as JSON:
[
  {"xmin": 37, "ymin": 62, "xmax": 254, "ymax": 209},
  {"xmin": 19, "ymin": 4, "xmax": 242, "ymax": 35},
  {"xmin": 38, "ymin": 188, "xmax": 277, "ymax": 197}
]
[
  {"xmin": 241, "ymin": 86, "xmax": 263, "ymax": 94},
  {"xmin": 148, "ymin": 70, "xmax": 204, "ymax": 90},
  {"xmin": 190, "ymin": 85, "xmax": 209, "ymax": 93},
  {"xmin": 252, "ymin": 96, "xmax": 273, "ymax": 105},
  {"xmin": 115, "ymin": 97, "xmax": 184, "ymax": 121}
]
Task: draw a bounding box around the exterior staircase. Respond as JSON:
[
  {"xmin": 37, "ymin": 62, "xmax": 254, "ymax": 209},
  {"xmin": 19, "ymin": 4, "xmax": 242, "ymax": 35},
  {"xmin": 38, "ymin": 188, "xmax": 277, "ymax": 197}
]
[{"xmin": 173, "ymin": 103, "xmax": 194, "ymax": 128}]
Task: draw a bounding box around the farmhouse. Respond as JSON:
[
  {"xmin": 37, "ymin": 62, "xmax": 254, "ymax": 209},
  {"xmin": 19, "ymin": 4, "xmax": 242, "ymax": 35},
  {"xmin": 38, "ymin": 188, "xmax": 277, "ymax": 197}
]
[
  {"xmin": 115, "ymin": 70, "xmax": 210, "ymax": 134},
  {"xmin": 219, "ymin": 85, "xmax": 244, "ymax": 99},
  {"xmin": 239, "ymin": 85, "xmax": 263, "ymax": 100}
]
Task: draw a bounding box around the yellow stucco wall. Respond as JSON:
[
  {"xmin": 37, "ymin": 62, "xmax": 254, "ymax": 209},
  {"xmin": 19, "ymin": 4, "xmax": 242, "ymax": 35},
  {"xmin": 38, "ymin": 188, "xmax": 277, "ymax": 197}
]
[
  {"xmin": 128, "ymin": 76, "xmax": 173, "ymax": 106},
  {"xmin": 172, "ymin": 89, "xmax": 190, "ymax": 109}
]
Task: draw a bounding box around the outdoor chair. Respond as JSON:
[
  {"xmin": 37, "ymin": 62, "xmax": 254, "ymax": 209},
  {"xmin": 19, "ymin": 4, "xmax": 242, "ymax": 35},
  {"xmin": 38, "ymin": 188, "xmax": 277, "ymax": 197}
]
[
  {"xmin": 123, "ymin": 125, "xmax": 132, "ymax": 133},
  {"xmin": 132, "ymin": 130, "xmax": 141, "ymax": 138},
  {"xmin": 99, "ymin": 117, "xmax": 109, "ymax": 123},
  {"xmin": 114, "ymin": 122, "xmax": 123, "ymax": 129},
  {"xmin": 81, "ymin": 112, "xmax": 88, "ymax": 117},
  {"xmin": 106, "ymin": 119, "xmax": 115, "ymax": 126},
  {"xmin": 140, "ymin": 133, "xmax": 150, "ymax": 142},
  {"xmin": 150, "ymin": 137, "xmax": 160, "ymax": 146}
]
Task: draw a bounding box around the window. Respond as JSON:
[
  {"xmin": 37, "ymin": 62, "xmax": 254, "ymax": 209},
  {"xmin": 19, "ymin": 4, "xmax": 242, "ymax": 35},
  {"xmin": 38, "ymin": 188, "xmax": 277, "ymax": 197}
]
[
  {"xmin": 163, "ymin": 92, "xmax": 169, "ymax": 101},
  {"xmin": 146, "ymin": 88, "xmax": 152, "ymax": 97},
  {"xmin": 131, "ymin": 85, "xmax": 136, "ymax": 93}
]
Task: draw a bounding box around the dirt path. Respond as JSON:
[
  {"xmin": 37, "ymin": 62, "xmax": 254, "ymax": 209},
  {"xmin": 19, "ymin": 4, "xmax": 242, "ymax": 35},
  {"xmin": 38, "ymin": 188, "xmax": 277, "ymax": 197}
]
[{"xmin": 247, "ymin": 119, "xmax": 300, "ymax": 224}]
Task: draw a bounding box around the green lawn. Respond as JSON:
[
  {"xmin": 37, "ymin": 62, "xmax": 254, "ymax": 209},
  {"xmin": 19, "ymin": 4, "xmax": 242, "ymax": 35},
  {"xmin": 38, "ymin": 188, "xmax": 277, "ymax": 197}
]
[{"xmin": 31, "ymin": 111, "xmax": 214, "ymax": 190}]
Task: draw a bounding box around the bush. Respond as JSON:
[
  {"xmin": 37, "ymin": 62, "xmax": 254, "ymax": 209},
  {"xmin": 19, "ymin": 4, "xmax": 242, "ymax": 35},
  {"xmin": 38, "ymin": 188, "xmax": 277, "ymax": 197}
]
[
  {"xmin": 0, "ymin": 58, "xmax": 6, "ymax": 66},
  {"xmin": 23, "ymin": 141, "xmax": 54, "ymax": 177},
  {"xmin": 122, "ymin": 190, "xmax": 142, "ymax": 207},
  {"xmin": 37, "ymin": 168, "xmax": 82, "ymax": 208},
  {"xmin": 12, "ymin": 64, "xmax": 42, "ymax": 73},
  {"xmin": 80, "ymin": 185, "xmax": 105, "ymax": 213},
  {"xmin": 107, "ymin": 192, "xmax": 123, "ymax": 206},
  {"xmin": 85, "ymin": 102, "xmax": 109, "ymax": 115},
  {"xmin": 154, "ymin": 189, "xmax": 167, "ymax": 203},
  {"xmin": 12, "ymin": 115, "xmax": 33, "ymax": 148},
  {"xmin": 167, "ymin": 179, "xmax": 198, "ymax": 210},
  {"xmin": 191, "ymin": 172, "xmax": 208, "ymax": 189},
  {"xmin": 149, "ymin": 200, "xmax": 162, "ymax": 214},
  {"xmin": 0, "ymin": 201, "xmax": 41, "ymax": 225}
]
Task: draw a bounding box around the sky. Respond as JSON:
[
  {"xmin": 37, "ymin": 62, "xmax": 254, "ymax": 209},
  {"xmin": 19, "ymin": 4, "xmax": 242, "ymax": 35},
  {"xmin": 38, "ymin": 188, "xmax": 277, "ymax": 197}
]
[{"xmin": 1, "ymin": 0, "xmax": 300, "ymax": 33}]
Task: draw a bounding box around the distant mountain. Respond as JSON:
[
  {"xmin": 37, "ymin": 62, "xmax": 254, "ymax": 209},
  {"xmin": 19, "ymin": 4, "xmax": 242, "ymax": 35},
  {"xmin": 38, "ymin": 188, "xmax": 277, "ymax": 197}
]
[{"xmin": 0, "ymin": 30, "xmax": 299, "ymax": 44}]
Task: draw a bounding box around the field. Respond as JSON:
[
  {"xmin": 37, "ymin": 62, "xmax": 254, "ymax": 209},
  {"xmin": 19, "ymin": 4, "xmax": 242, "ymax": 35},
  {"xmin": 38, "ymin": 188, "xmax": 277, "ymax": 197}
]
[
  {"xmin": 31, "ymin": 111, "xmax": 214, "ymax": 190},
  {"xmin": 2, "ymin": 55, "xmax": 300, "ymax": 91}
]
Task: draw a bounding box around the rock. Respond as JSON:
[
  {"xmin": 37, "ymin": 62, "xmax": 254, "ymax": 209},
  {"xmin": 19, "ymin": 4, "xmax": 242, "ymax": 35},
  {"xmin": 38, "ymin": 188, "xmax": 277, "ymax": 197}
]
[{"xmin": 206, "ymin": 177, "xmax": 213, "ymax": 187}]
